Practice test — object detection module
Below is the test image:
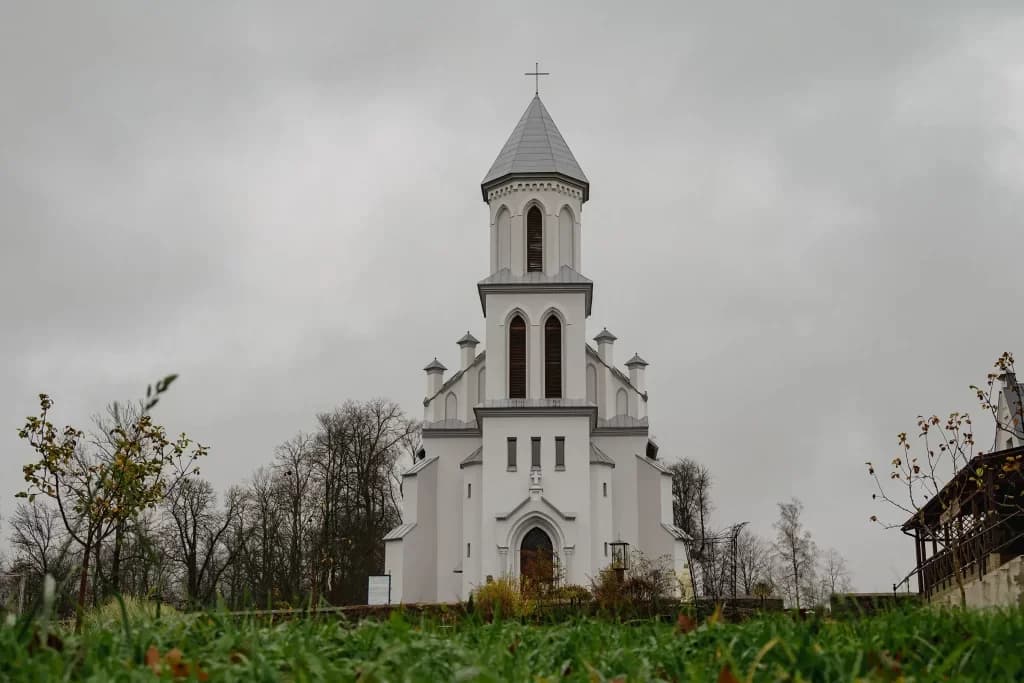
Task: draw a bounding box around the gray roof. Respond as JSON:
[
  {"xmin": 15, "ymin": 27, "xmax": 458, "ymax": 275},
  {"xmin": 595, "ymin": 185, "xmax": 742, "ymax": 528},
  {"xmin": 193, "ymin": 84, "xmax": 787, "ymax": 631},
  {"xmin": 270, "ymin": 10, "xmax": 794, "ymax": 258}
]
[
  {"xmin": 478, "ymin": 266, "xmax": 593, "ymax": 316},
  {"xmin": 481, "ymin": 95, "xmax": 588, "ymax": 200},
  {"xmin": 478, "ymin": 266, "xmax": 592, "ymax": 286},
  {"xmin": 585, "ymin": 345, "xmax": 645, "ymax": 400},
  {"xmin": 589, "ymin": 442, "xmax": 616, "ymax": 467},
  {"xmin": 599, "ymin": 415, "xmax": 650, "ymax": 428},
  {"xmin": 661, "ymin": 523, "xmax": 691, "ymax": 541},
  {"xmin": 383, "ymin": 522, "xmax": 416, "ymax": 541},
  {"xmin": 457, "ymin": 331, "xmax": 480, "ymax": 346},
  {"xmin": 423, "ymin": 350, "xmax": 485, "ymax": 407},
  {"xmin": 625, "ymin": 353, "xmax": 649, "ymax": 368},
  {"xmin": 593, "ymin": 328, "xmax": 617, "ymax": 343},
  {"xmin": 402, "ymin": 454, "xmax": 438, "ymax": 477},
  {"xmin": 636, "ymin": 452, "xmax": 670, "ymax": 474},
  {"xmin": 460, "ymin": 447, "xmax": 483, "ymax": 467},
  {"xmin": 423, "ymin": 358, "xmax": 447, "ymax": 373}
]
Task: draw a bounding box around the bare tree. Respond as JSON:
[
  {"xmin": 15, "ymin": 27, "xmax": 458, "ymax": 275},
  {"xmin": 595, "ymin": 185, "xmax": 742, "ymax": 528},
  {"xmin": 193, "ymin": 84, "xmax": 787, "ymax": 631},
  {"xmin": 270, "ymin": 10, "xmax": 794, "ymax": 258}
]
[
  {"xmin": 9, "ymin": 502, "xmax": 66, "ymax": 578},
  {"xmin": 669, "ymin": 459, "xmax": 712, "ymax": 541},
  {"xmin": 868, "ymin": 411, "xmax": 983, "ymax": 608},
  {"xmin": 310, "ymin": 399, "xmax": 414, "ymax": 604},
  {"xmin": 735, "ymin": 529, "xmax": 773, "ymax": 596},
  {"xmin": 17, "ymin": 377, "xmax": 206, "ymax": 628},
  {"xmin": 820, "ymin": 547, "xmax": 853, "ymax": 597},
  {"xmin": 165, "ymin": 477, "xmax": 246, "ymax": 607},
  {"xmin": 868, "ymin": 353, "xmax": 1024, "ymax": 609},
  {"xmin": 273, "ymin": 433, "xmax": 316, "ymax": 604},
  {"xmin": 773, "ymin": 498, "xmax": 818, "ymax": 610}
]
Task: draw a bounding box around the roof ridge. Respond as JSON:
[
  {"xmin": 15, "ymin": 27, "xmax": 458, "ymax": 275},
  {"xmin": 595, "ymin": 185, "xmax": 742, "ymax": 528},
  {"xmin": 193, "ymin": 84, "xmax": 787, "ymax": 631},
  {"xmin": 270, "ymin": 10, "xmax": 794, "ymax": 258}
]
[
  {"xmin": 537, "ymin": 98, "xmax": 557, "ymax": 172},
  {"xmin": 506, "ymin": 101, "xmax": 530, "ymax": 173}
]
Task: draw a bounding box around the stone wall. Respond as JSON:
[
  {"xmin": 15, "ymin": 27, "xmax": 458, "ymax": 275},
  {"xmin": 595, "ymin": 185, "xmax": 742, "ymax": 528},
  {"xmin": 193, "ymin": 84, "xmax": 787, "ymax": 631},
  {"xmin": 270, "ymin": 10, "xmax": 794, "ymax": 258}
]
[
  {"xmin": 830, "ymin": 593, "xmax": 921, "ymax": 616},
  {"xmin": 930, "ymin": 555, "xmax": 1024, "ymax": 608}
]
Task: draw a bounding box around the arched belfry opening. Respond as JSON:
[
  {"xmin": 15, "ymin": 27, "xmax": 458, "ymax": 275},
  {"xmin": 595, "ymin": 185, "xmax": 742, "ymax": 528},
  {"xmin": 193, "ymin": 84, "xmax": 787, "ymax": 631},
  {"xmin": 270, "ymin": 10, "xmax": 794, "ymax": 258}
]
[
  {"xmin": 544, "ymin": 315, "xmax": 562, "ymax": 399},
  {"xmin": 520, "ymin": 527, "xmax": 554, "ymax": 585},
  {"xmin": 526, "ymin": 206, "xmax": 543, "ymax": 273},
  {"xmin": 509, "ymin": 314, "xmax": 527, "ymax": 399}
]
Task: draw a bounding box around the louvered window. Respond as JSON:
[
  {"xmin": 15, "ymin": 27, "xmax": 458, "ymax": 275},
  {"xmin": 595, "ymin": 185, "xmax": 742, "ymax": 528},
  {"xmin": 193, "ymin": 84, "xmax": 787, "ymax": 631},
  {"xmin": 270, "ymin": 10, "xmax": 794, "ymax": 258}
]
[
  {"xmin": 544, "ymin": 316, "xmax": 562, "ymax": 398},
  {"xmin": 526, "ymin": 206, "xmax": 543, "ymax": 273},
  {"xmin": 509, "ymin": 315, "xmax": 527, "ymax": 399}
]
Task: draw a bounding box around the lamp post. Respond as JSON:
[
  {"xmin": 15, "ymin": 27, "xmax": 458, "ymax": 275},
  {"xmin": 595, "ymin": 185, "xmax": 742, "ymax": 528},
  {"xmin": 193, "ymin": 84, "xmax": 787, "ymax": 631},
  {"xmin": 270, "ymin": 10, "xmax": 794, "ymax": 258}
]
[
  {"xmin": 609, "ymin": 540, "xmax": 630, "ymax": 584},
  {"xmin": 730, "ymin": 521, "xmax": 749, "ymax": 599}
]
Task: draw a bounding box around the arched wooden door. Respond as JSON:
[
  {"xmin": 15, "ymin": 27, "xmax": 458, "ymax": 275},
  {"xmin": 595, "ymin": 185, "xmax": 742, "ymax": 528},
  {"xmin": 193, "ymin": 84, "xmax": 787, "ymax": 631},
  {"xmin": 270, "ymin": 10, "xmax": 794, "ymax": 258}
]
[{"xmin": 520, "ymin": 527, "xmax": 555, "ymax": 587}]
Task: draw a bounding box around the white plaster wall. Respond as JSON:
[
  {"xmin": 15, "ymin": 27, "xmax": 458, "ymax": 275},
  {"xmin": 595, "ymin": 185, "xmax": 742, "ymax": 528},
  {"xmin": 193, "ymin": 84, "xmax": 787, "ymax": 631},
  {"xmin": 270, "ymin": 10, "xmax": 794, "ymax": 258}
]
[
  {"xmin": 479, "ymin": 414, "xmax": 593, "ymax": 585},
  {"xmin": 383, "ymin": 540, "xmax": 403, "ymax": 603},
  {"xmin": 930, "ymin": 555, "xmax": 1024, "ymax": 608},
  {"xmin": 636, "ymin": 456, "xmax": 670, "ymax": 559},
  {"xmin": 486, "ymin": 181, "xmax": 583, "ymax": 278},
  {"xmin": 401, "ymin": 465, "xmax": 419, "ymax": 523},
  {"xmin": 387, "ymin": 459, "xmax": 438, "ymax": 603},
  {"xmin": 586, "ymin": 350, "xmax": 610, "ymax": 418},
  {"xmin": 589, "ymin": 463, "xmax": 615, "ymax": 575},
  {"xmin": 461, "ymin": 463, "xmax": 483, "ymax": 597},
  {"xmin": 484, "ymin": 293, "xmax": 587, "ymax": 401},
  {"xmin": 593, "ymin": 434, "xmax": 648, "ymax": 547},
  {"xmin": 424, "ymin": 436, "xmax": 475, "ymax": 602},
  {"xmin": 421, "ymin": 353, "xmax": 484, "ymax": 424},
  {"xmin": 462, "ymin": 362, "xmax": 479, "ymax": 421}
]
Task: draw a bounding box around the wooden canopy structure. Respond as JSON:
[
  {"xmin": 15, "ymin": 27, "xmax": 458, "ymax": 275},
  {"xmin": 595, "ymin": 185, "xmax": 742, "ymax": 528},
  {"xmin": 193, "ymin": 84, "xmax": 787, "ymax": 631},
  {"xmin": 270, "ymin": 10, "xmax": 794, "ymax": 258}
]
[{"xmin": 901, "ymin": 445, "xmax": 1024, "ymax": 599}]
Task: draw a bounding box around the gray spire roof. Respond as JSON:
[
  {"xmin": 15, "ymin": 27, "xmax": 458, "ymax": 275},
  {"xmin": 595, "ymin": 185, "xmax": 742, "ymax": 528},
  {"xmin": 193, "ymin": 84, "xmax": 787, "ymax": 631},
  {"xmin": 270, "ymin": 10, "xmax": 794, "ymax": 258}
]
[
  {"xmin": 423, "ymin": 358, "xmax": 447, "ymax": 373},
  {"xmin": 481, "ymin": 95, "xmax": 589, "ymax": 201},
  {"xmin": 625, "ymin": 353, "xmax": 649, "ymax": 368},
  {"xmin": 594, "ymin": 328, "xmax": 617, "ymax": 343},
  {"xmin": 456, "ymin": 331, "xmax": 480, "ymax": 347}
]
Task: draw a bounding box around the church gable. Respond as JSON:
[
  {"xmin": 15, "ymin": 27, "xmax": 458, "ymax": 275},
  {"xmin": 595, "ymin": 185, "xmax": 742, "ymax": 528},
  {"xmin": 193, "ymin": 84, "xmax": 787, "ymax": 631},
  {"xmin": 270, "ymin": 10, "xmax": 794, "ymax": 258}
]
[
  {"xmin": 423, "ymin": 350, "xmax": 486, "ymax": 427},
  {"xmin": 585, "ymin": 344, "xmax": 648, "ymax": 422}
]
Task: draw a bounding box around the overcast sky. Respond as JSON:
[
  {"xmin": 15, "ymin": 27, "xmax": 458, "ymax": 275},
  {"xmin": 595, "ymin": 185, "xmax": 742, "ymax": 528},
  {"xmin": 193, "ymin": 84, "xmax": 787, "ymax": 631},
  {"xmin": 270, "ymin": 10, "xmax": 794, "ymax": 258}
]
[{"xmin": 2, "ymin": 1, "xmax": 1023, "ymax": 592}]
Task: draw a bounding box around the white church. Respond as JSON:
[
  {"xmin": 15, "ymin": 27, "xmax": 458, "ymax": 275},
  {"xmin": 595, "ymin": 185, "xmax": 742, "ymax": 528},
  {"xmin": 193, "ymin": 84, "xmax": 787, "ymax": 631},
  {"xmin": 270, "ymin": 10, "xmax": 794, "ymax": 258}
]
[{"xmin": 383, "ymin": 93, "xmax": 690, "ymax": 603}]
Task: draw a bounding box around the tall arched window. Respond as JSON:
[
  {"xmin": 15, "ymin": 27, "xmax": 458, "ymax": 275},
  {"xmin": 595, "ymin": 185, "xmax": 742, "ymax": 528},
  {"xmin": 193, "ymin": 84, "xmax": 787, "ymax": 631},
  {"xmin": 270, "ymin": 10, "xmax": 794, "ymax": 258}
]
[
  {"xmin": 586, "ymin": 364, "xmax": 597, "ymax": 404},
  {"xmin": 509, "ymin": 315, "xmax": 527, "ymax": 399},
  {"xmin": 615, "ymin": 388, "xmax": 629, "ymax": 416},
  {"xmin": 544, "ymin": 316, "xmax": 562, "ymax": 398},
  {"xmin": 496, "ymin": 207, "xmax": 511, "ymax": 270},
  {"xmin": 558, "ymin": 207, "xmax": 574, "ymax": 268},
  {"xmin": 445, "ymin": 392, "xmax": 458, "ymax": 421},
  {"xmin": 526, "ymin": 206, "xmax": 543, "ymax": 273}
]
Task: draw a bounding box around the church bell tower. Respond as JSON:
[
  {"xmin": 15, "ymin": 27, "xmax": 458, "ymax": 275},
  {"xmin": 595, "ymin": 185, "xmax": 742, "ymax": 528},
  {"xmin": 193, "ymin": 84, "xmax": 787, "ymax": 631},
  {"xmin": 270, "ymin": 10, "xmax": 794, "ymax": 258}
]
[{"xmin": 477, "ymin": 95, "xmax": 593, "ymax": 402}]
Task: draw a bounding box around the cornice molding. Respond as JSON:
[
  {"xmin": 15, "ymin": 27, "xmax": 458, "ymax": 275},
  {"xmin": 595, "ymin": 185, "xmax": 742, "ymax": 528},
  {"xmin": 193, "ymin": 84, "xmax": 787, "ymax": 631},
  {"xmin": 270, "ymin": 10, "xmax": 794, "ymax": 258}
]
[
  {"xmin": 593, "ymin": 426, "xmax": 650, "ymax": 437},
  {"xmin": 422, "ymin": 427, "xmax": 482, "ymax": 439},
  {"xmin": 483, "ymin": 175, "xmax": 587, "ymax": 203},
  {"xmin": 477, "ymin": 281, "xmax": 593, "ymax": 317},
  {"xmin": 474, "ymin": 402, "xmax": 598, "ymax": 429}
]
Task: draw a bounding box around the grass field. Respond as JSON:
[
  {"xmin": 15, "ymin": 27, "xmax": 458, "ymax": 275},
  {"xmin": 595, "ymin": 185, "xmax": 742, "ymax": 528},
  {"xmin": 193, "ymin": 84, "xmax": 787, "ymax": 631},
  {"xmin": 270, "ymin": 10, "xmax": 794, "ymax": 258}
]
[{"xmin": 3, "ymin": 605, "xmax": 1024, "ymax": 681}]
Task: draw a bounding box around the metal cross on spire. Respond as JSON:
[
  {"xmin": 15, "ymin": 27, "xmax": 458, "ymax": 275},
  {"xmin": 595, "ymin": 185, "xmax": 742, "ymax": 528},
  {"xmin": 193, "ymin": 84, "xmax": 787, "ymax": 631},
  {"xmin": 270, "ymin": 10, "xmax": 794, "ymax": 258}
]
[{"xmin": 524, "ymin": 61, "xmax": 550, "ymax": 96}]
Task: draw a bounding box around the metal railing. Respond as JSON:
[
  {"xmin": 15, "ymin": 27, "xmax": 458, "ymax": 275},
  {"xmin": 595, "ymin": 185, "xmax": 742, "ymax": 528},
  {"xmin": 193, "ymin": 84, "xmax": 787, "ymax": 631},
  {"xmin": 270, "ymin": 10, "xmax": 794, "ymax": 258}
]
[{"xmin": 895, "ymin": 512, "xmax": 1024, "ymax": 599}]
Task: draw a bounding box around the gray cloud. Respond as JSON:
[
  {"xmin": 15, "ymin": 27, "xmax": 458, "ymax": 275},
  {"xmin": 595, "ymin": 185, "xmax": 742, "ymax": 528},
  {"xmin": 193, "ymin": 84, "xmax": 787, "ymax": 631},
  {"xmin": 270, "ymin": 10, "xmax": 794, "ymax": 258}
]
[{"xmin": 2, "ymin": 0, "xmax": 1022, "ymax": 591}]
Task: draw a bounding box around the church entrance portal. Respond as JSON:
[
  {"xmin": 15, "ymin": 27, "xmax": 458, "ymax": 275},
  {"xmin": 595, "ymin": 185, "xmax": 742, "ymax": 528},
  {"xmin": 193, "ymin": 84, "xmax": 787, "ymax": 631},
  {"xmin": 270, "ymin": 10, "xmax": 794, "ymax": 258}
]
[{"xmin": 520, "ymin": 527, "xmax": 555, "ymax": 586}]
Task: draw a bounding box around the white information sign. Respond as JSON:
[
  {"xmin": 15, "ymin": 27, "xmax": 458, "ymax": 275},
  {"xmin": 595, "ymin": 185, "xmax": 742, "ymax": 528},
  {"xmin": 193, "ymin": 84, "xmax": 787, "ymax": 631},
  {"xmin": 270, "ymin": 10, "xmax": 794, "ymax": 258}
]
[{"xmin": 367, "ymin": 575, "xmax": 391, "ymax": 605}]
